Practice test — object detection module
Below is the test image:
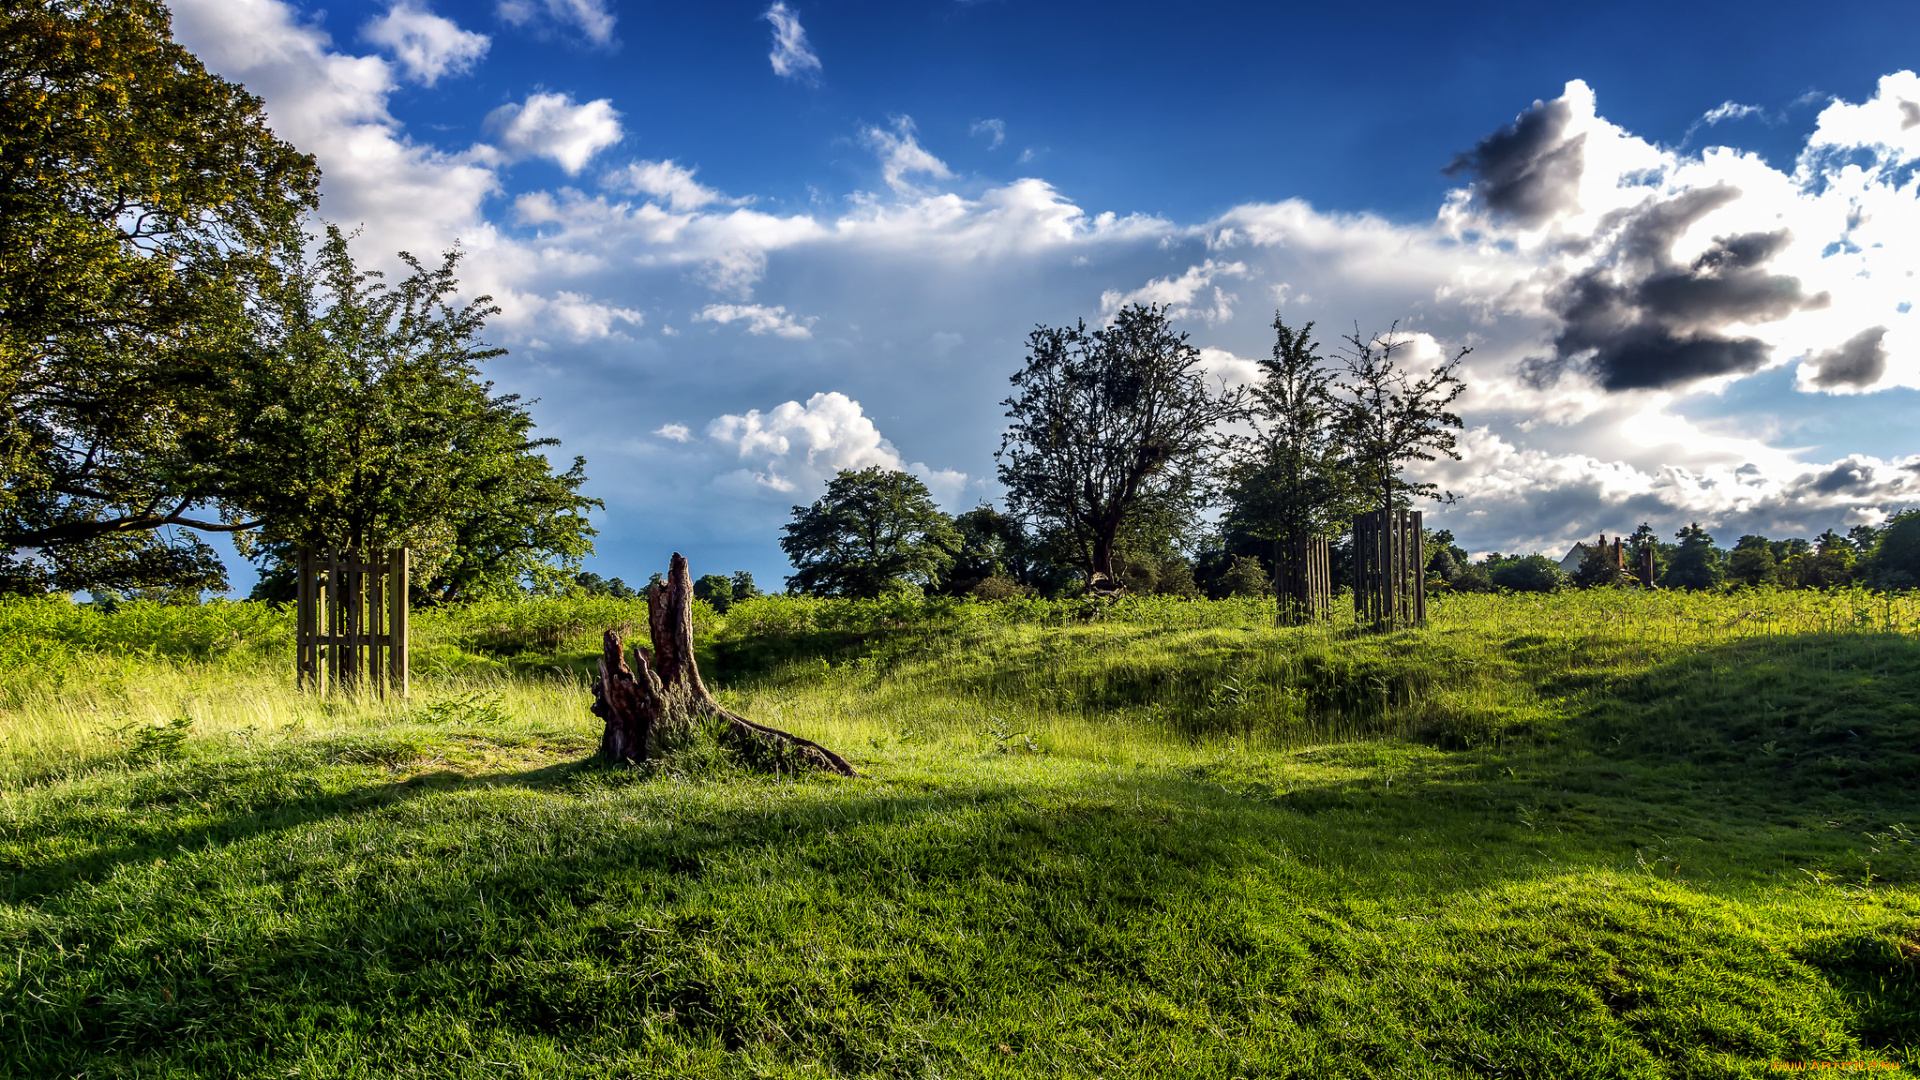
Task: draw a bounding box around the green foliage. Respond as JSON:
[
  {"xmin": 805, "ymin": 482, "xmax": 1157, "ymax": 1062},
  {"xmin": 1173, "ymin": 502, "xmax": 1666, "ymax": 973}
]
[
  {"xmin": 2, "ymin": 588, "xmax": 1919, "ymax": 1075},
  {"xmin": 1225, "ymin": 316, "xmax": 1356, "ymax": 556},
  {"xmin": 1869, "ymin": 510, "xmax": 1920, "ymax": 590},
  {"xmin": 997, "ymin": 303, "xmax": 1247, "ymax": 586},
  {"xmin": 1327, "ymin": 324, "xmax": 1469, "ymax": 516},
  {"xmin": 229, "ymin": 228, "xmax": 597, "ymax": 602},
  {"xmin": 693, "ymin": 572, "xmax": 735, "ymax": 612},
  {"xmin": 0, "ymin": 0, "xmax": 319, "ymax": 592},
  {"xmin": 1728, "ymin": 533, "xmax": 1778, "ymax": 587},
  {"xmin": 780, "ymin": 466, "xmax": 959, "ymax": 597},
  {"xmin": 1486, "ymin": 553, "xmax": 1567, "ymax": 593},
  {"xmin": 1661, "ymin": 522, "xmax": 1724, "ymax": 591},
  {"xmin": 1217, "ymin": 553, "xmax": 1271, "ymax": 598}
]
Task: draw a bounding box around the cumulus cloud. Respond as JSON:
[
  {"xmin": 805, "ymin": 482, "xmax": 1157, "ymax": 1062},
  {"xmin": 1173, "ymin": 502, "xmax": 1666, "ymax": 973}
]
[
  {"xmin": 361, "ymin": 1, "xmax": 488, "ymax": 85},
  {"xmin": 1444, "ymin": 77, "xmax": 1920, "ymax": 397},
  {"xmin": 178, "ymin": 12, "xmax": 1920, "ymax": 578},
  {"xmin": 763, "ymin": 2, "xmax": 821, "ymax": 82},
  {"xmin": 485, "ymin": 92, "xmax": 622, "ymax": 174},
  {"xmin": 694, "ymin": 303, "xmax": 815, "ymax": 339},
  {"xmin": 1804, "ymin": 325, "xmax": 1891, "ymax": 389},
  {"xmin": 1417, "ymin": 426, "xmax": 1920, "ymax": 556},
  {"xmin": 705, "ymin": 392, "xmax": 910, "ymax": 494},
  {"xmin": 1526, "ymin": 186, "xmax": 1831, "ymax": 390},
  {"xmin": 1445, "ymin": 94, "xmax": 1586, "ymax": 228},
  {"xmin": 497, "ymin": 0, "xmax": 616, "ymax": 47},
  {"xmin": 861, "ymin": 117, "xmax": 954, "ymax": 194},
  {"xmin": 1101, "ymin": 260, "xmax": 1248, "ymax": 325},
  {"xmin": 168, "ymin": 0, "xmax": 499, "ymax": 264},
  {"xmin": 600, "ymin": 159, "xmax": 732, "ymax": 212}
]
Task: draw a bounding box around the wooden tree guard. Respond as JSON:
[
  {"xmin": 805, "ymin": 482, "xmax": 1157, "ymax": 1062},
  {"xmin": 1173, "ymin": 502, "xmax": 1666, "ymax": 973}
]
[
  {"xmin": 1274, "ymin": 536, "xmax": 1332, "ymax": 625},
  {"xmin": 592, "ymin": 553, "xmax": 857, "ymax": 776},
  {"xmin": 1353, "ymin": 509, "xmax": 1425, "ymax": 630},
  {"xmin": 296, "ymin": 548, "xmax": 410, "ymax": 697}
]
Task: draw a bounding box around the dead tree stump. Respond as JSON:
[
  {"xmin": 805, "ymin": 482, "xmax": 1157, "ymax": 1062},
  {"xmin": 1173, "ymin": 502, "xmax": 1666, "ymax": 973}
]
[{"xmin": 590, "ymin": 552, "xmax": 858, "ymax": 776}]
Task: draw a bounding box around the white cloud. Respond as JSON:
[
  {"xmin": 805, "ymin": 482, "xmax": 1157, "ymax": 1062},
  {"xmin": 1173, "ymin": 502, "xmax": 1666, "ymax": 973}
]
[
  {"xmin": 1101, "ymin": 259, "xmax": 1249, "ymax": 324},
  {"xmin": 1196, "ymin": 346, "xmax": 1262, "ymax": 388},
  {"xmin": 694, "ymin": 303, "xmax": 815, "ymax": 339},
  {"xmin": 706, "ymin": 392, "xmax": 904, "ymax": 494},
  {"xmin": 763, "ymin": 2, "xmax": 821, "ymax": 82},
  {"xmin": 361, "ymin": 1, "xmax": 488, "ymax": 86},
  {"xmin": 601, "ymin": 159, "xmax": 733, "ymax": 212},
  {"xmin": 654, "ymin": 423, "xmax": 693, "ymax": 443},
  {"xmin": 862, "ymin": 116, "xmax": 953, "ymax": 194},
  {"xmin": 496, "ymin": 0, "xmax": 616, "ymax": 47},
  {"xmin": 168, "ymin": 0, "xmax": 500, "ymax": 265},
  {"xmin": 485, "ymin": 92, "xmax": 622, "ymax": 174},
  {"xmin": 970, "ymin": 118, "xmax": 1006, "ymax": 150},
  {"xmin": 177, "ymin": 16, "xmax": 1920, "ymax": 575}
]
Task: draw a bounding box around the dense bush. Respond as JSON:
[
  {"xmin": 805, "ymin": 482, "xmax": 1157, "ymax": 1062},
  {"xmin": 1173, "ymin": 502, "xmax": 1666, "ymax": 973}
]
[{"xmin": 1487, "ymin": 555, "xmax": 1566, "ymax": 593}]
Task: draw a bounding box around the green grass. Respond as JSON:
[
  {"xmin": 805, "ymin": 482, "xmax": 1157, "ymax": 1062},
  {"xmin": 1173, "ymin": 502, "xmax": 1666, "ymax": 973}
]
[{"xmin": 1, "ymin": 589, "xmax": 1917, "ymax": 1077}]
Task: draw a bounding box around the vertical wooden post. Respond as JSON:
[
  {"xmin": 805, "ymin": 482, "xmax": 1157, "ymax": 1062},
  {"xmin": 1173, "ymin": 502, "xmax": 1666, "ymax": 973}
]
[
  {"xmin": 296, "ymin": 548, "xmax": 312, "ymax": 691},
  {"xmin": 325, "ymin": 552, "xmax": 339, "ymax": 689},
  {"xmin": 388, "ymin": 548, "xmax": 409, "ymax": 699}
]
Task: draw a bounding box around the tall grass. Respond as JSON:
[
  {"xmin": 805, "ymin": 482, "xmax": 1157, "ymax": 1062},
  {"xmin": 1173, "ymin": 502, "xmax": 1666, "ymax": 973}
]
[{"xmin": 3, "ymin": 585, "xmax": 1914, "ymax": 785}]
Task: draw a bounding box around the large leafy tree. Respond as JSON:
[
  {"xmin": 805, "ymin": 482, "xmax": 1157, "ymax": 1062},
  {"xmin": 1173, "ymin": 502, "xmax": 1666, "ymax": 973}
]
[
  {"xmin": 997, "ymin": 303, "xmax": 1246, "ymax": 590},
  {"xmin": 0, "ymin": 0, "xmax": 318, "ymax": 591},
  {"xmin": 780, "ymin": 467, "xmax": 958, "ymax": 597},
  {"xmin": 233, "ymin": 228, "xmax": 598, "ymax": 603}
]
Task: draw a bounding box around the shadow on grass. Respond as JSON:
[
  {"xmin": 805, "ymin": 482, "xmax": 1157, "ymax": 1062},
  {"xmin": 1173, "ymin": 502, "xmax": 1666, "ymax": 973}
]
[{"xmin": 5, "ymin": 631, "xmax": 1919, "ymax": 1076}]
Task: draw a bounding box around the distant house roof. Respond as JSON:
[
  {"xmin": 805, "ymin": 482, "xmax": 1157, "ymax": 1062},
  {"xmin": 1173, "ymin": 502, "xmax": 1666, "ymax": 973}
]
[{"xmin": 1558, "ymin": 544, "xmax": 1589, "ymax": 573}]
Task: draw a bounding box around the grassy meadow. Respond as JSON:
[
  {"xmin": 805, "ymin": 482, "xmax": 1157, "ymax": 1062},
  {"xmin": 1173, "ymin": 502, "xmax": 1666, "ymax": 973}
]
[{"xmin": 1, "ymin": 587, "xmax": 1917, "ymax": 1077}]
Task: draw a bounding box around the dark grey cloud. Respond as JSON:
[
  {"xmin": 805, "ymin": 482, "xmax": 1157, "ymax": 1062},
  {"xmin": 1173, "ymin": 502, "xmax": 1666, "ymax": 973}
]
[
  {"xmin": 1445, "ymin": 97, "xmax": 1586, "ymax": 228},
  {"xmin": 1807, "ymin": 325, "xmax": 1889, "ymax": 388},
  {"xmin": 1806, "ymin": 461, "xmax": 1877, "ymax": 494},
  {"xmin": 1526, "ymin": 185, "xmax": 1830, "ymax": 391}
]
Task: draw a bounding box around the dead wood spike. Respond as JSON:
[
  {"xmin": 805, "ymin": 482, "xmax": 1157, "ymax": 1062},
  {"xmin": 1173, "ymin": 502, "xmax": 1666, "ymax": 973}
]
[{"xmin": 590, "ymin": 553, "xmax": 858, "ymax": 776}]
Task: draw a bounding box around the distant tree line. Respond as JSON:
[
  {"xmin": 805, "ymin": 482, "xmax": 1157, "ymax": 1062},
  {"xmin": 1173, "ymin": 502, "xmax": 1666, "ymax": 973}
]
[{"xmin": 1422, "ymin": 515, "xmax": 1920, "ymax": 595}]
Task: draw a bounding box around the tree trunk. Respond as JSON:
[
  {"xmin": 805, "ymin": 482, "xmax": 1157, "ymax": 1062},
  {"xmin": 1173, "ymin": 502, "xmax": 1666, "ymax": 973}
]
[{"xmin": 591, "ymin": 552, "xmax": 859, "ymax": 776}]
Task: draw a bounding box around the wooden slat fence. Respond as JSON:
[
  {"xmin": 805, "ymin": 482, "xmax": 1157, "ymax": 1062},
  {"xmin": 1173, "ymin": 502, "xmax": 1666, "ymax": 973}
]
[
  {"xmin": 1274, "ymin": 536, "xmax": 1332, "ymax": 624},
  {"xmin": 296, "ymin": 548, "xmax": 410, "ymax": 697},
  {"xmin": 1353, "ymin": 509, "xmax": 1425, "ymax": 630}
]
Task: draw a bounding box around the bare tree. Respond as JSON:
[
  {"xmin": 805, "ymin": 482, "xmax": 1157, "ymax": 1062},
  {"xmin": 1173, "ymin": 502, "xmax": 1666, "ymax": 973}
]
[
  {"xmin": 996, "ymin": 303, "xmax": 1247, "ymax": 591},
  {"xmin": 1328, "ymin": 323, "xmax": 1470, "ymax": 518}
]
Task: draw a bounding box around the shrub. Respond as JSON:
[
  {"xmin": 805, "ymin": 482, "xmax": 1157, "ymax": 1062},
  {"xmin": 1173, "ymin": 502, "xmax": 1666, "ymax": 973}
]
[{"xmin": 1488, "ymin": 555, "xmax": 1566, "ymax": 593}]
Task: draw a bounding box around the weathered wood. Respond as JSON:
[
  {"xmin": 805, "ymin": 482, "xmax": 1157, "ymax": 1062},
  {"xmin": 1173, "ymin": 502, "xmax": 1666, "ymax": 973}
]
[
  {"xmin": 296, "ymin": 548, "xmax": 410, "ymax": 698},
  {"xmin": 592, "ymin": 553, "xmax": 858, "ymax": 776},
  {"xmin": 1353, "ymin": 509, "xmax": 1424, "ymax": 630},
  {"xmin": 1274, "ymin": 536, "xmax": 1332, "ymax": 625}
]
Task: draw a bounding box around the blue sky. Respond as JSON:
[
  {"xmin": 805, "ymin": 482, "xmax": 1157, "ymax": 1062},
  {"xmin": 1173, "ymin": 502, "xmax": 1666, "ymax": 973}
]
[{"xmin": 171, "ymin": 0, "xmax": 1920, "ymax": 589}]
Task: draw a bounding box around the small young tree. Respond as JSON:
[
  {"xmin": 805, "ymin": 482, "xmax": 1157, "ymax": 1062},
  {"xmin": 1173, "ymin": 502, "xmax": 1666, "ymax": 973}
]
[
  {"xmin": 227, "ymin": 227, "xmax": 598, "ymax": 601},
  {"xmin": 1327, "ymin": 324, "xmax": 1469, "ymax": 519},
  {"xmin": 1225, "ymin": 316, "xmax": 1360, "ymax": 620},
  {"xmin": 997, "ymin": 303, "xmax": 1246, "ymax": 592},
  {"xmin": 779, "ymin": 467, "xmax": 958, "ymax": 597}
]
